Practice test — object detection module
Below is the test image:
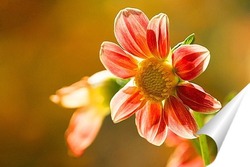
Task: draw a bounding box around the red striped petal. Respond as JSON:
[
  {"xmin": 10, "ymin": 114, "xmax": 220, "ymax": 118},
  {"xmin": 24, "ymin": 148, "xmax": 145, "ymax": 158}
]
[
  {"xmin": 65, "ymin": 108, "xmax": 103, "ymax": 157},
  {"xmin": 164, "ymin": 96, "xmax": 197, "ymax": 139},
  {"xmin": 135, "ymin": 101, "xmax": 168, "ymax": 146},
  {"xmin": 100, "ymin": 42, "xmax": 138, "ymax": 79},
  {"xmin": 110, "ymin": 80, "xmax": 142, "ymax": 123},
  {"xmin": 172, "ymin": 44, "xmax": 210, "ymax": 80},
  {"xmin": 176, "ymin": 82, "xmax": 222, "ymax": 113},
  {"xmin": 114, "ymin": 8, "xmax": 151, "ymax": 58},
  {"xmin": 147, "ymin": 13, "xmax": 170, "ymax": 59}
]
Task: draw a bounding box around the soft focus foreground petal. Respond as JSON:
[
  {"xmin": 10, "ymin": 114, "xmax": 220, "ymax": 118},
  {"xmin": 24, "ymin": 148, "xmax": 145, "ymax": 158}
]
[
  {"xmin": 88, "ymin": 70, "xmax": 114, "ymax": 86},
  {"xmin": 165, "ymin": 96, "xmax": 197, "ymax": 139},
  {"xmin": 110, "ymin": 80, "xmax": 142, "ymax": 123},
  {"xmin": 50, "ymin": 78, "xmax": 90, "ymax": 108},
  {"xmin": 135, "ymin": 101, "xmax": 168, "ymax": 146},
  {"xmin": 172, "ymin": 44, "xmax": 210, "ymax": 80},
  {"xmin": 65, "ymin": 108, "xmax": 104, "ymax": 157},
  {"xmin": 147, "ymin": 13, "xmax": 170, "ymax": 59},
  {"xmin": 177, "ymin": 82, "xmax": 221, "ymax": 113},
  {"xmin": 114, "ymin": 8, "xmax": 151, "ymax": 58},
  {"xmin": 100, "ymin": 42, "xmax": 138, "ymax": 79},
  {"xmin": 166, "ymin": 142, "xmax": 204, "ymax": 167}
]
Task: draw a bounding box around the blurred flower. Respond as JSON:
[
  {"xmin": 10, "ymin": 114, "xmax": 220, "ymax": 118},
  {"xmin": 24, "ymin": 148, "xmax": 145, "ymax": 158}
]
[
  {"xmin": 100, "ymin": 8, "xmax": 221, "ymax": 145},
  {"xmin": 50, "ymin": 70, "xmax": 121, "ymax": 157},
  {"xmin": 165, "ymin": 131, "xmax": 204, "ymax": 167}
]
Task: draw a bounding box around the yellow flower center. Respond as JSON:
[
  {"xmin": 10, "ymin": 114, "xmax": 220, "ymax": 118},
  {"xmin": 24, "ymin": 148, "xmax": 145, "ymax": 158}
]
[{"xmin": 135, "ymin": 58, "xmax": 178, "ymax": 102}]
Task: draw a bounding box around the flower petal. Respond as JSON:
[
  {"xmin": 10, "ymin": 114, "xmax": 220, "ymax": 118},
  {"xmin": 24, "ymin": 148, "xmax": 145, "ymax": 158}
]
[
  {"xmin": 114, "ymin": 8, "xmax": 151, "ymax": 58},
  {"xmin": 164, "ymin": 96, "xmax": 197, "ymax": 139},
  {"xmin": 110, "ymin": 80, "xmax": 142, "ymax": 123},
  {"xmin": 50, "ymin": 78, "xmax": 90, "ymax": 108},
  {"xmin": 166, "ymin": 142, "xmax": 203, "ymax": 167},
  {"xmin": 100, "ymin": 42, "xmax": 139, "ymax": 79},
  {"xmin": 177, "ymin": 82, "xmax": 222, "ymax": 113},
  {"xmin": 172, "ymin": 44, "xmax": 210, "ymax": 80},
  {"xmin": 147, "ymin": 13, "xmax": 170, "ymax": 59},
  {"xmin": 65, "ymin": 108, "xmax": 104, "ymax": 157},
  {"xmin": 88, "ymin": 70, "xmax": 114, "ymax": 85},
  {"xmin": 165, "ymin": 130, "xmax": 186, "ymax": 147},
  {"xmin": 135, "ymin": 101, "xmax": 168, "ymax": 146}
]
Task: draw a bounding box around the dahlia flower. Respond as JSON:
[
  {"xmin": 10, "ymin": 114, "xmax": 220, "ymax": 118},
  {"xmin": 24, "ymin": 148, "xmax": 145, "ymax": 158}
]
[{"xmin": 100, "ymin": 8, "xmax": 221, "ymax": 145}]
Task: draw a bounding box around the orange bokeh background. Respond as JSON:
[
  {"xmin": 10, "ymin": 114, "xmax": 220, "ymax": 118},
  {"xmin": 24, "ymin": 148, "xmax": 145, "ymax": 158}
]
[{"xmin": 0, "ymin": 0, "xmax": 249, "ymax": 166}]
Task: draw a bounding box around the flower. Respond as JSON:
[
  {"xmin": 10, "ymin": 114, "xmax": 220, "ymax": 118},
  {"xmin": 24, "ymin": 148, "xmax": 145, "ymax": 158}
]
[
  {"xmin": 165, "ymin": 131, "xmax": 204, "ymax": 167},
  {"xmin": 50, "ymin": 70, "xmax": 120, "ymax": 157},
  {"xmin": 99, "ymin": 8, "xmax": 221, "ymax": 145}
]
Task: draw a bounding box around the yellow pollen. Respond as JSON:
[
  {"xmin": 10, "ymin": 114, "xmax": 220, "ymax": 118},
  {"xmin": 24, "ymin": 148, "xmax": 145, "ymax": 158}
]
[{"xmin": 135, "ymin": 58, "xmax": 178, "ymax": 102}]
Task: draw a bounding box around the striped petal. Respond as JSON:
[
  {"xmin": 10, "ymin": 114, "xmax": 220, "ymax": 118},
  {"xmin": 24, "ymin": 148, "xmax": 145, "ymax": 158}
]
[
  {"xmin": 135, "ymin": 101, "xmax": 168, "ymax": 146},
  {"xmin": 114, "ymin": 8, "xmax": 151, "ymax": 58},
  {"xmin": 164, "ymin": 96, "xmax": 197, "ymax": 139},
  {"xmin": 172, "ymin": 44, "xmax": 210, "ymax": 80},
  {"xmin": 65, "ymin": 108, "xmax": 104, "ymax": 157},
  {"xmin": 176, "ymin": 82, "xmax": 222, "ymax": 113},
  {"xmin": 100, "ymin": 42, "xmax": 138, "ymax": 79},
  {"xmin": 147, "ymin": 13, "xmax": 170, "ymax": 59},
  {"xmin": 110, "ymin": 80, "xmax": 142, "ymax": 123}
]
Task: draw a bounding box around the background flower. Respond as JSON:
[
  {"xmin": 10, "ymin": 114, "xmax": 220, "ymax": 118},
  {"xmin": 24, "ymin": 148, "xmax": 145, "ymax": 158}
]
[
  {"xmin": 50, "ymin": 70, "xmax": 121, "ymax": 157},
  {"xmin": 165, "ymin": 131, "xmax": 203, "ymax": 167}
]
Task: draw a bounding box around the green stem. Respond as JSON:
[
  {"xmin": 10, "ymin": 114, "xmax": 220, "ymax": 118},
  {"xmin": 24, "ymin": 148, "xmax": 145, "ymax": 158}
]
[{"xmin": 194, "ymin": 112, "xmax": 210, "ymax": 166}]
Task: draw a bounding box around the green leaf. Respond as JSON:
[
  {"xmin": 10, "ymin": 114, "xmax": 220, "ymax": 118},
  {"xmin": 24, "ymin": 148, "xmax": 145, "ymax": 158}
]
[
  {"xmin": 183, "ymin": 33, "xmax": 195, "ymax": 44},
  {"xmin": 171, "ymin": 33, "xmax": 195, "ymax": 52}
]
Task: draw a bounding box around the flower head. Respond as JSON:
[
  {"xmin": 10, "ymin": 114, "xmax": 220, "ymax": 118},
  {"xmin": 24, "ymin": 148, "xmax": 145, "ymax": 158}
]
[
  {"xmin": 100, "ymin": 8, "xmax": 221, "ymax": 145},
  {"xmin": 50, "ymin": 70, "xmax": 120, "ymax": 157}
]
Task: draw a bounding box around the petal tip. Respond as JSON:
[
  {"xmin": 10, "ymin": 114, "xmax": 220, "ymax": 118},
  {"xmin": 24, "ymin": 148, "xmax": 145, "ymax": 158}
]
[
  {"xmin": 111, "ymin": 112, "xmax": 121, "ymax": 123},
  {"xmin": 50, "ymin": 95, "xmax": 59, "ymax": 104}
]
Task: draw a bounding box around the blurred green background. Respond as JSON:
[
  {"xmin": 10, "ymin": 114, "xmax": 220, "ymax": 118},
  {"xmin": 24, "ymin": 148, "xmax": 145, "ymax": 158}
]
[{"xmin": 0, "ymin": 0, "xmax": 249, "ymax": 166}]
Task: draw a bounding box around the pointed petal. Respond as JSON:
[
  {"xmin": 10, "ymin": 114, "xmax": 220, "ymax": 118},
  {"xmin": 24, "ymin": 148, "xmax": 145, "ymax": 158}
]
[
  {"xmin": 165, "ymin": 96, "xmax": 197, "ymax": 139},
  {"xmin": 65, "ymin": 108, "xmax": 104, "ymax": 157},
  {"xmin": 100, "ymin": 42, "xmax": 138, "ymax": 79},
  {"xmin": 135, "ymin": 101, "xmax": 168, "ymax": 146},
  {"xmin": 176, "ymin": 82, "xmax": 222, "ymax": 113},
  {"xmin": 172, "ymin": 44, "xmax": 210, "ymax": 80},
  {"xmin": 147, "ymin": 13, "xmax": 170, "ymax": 59},
  {"xmin": 114, "ymin": 8, "xmax": 151, "ymax": 58},
  {"xmin": 50, "ymin": 78, "xmax": 90, "ymax": 108},
  {"xmin": 110, "ymin": 80, "xmax": 142, "ymax": 123}
]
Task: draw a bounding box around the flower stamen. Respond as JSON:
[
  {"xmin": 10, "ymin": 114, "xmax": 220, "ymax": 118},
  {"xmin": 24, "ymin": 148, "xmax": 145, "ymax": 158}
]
[{"xmin": 135, "ymin": 58, "xmax": 178, "ymax": 102}]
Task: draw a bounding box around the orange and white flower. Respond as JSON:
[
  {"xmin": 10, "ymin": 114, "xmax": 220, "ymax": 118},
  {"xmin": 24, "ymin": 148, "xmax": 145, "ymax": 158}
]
[
  {"xmin": 100, "ymin": 8, "xmax": 221, "ymax": 145},
  {"xmin": 50, "ymin": 70, "xmax": 119, "ymax": 157}
]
